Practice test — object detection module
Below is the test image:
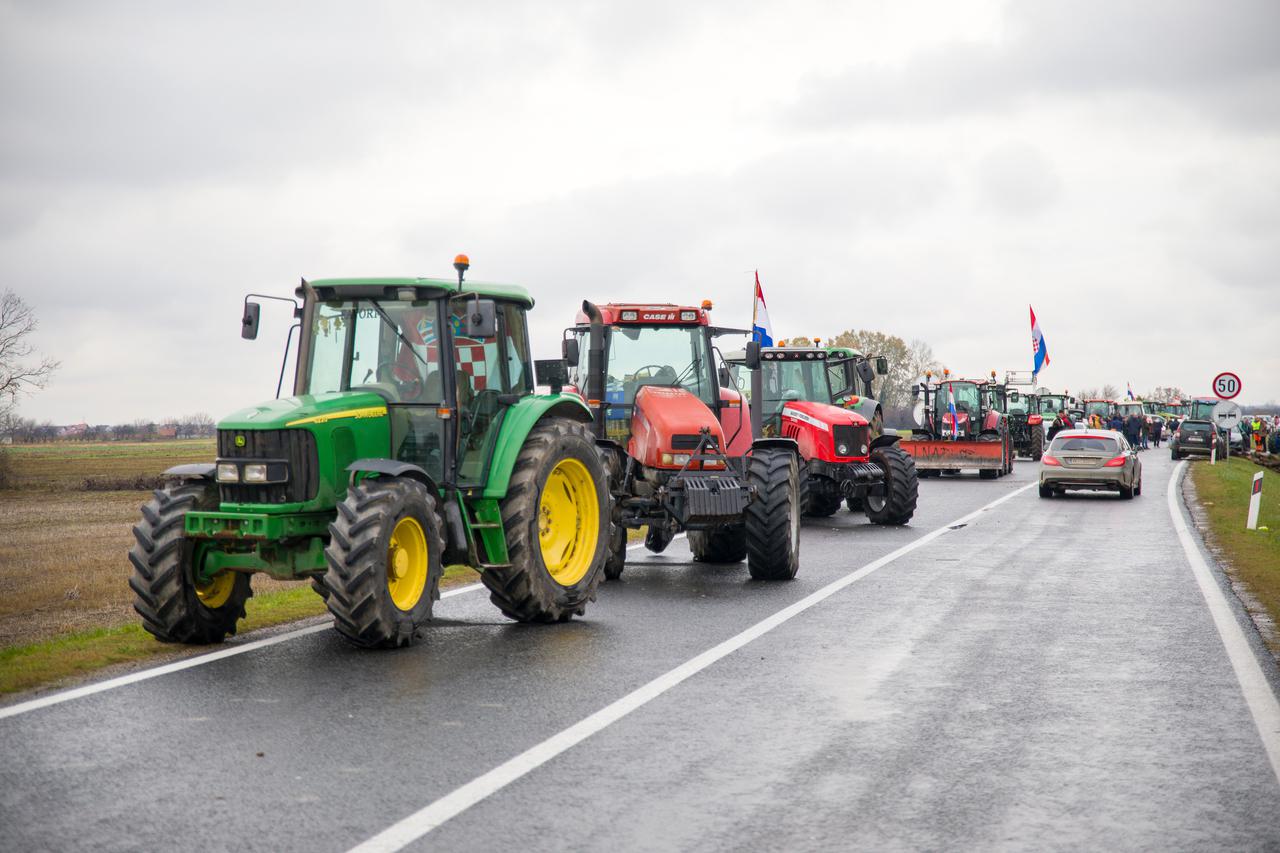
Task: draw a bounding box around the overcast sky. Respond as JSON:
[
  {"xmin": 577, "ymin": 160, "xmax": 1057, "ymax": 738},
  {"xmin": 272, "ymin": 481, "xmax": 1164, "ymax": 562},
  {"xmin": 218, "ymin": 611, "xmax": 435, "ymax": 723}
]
[{"xmin": 3, "ymin": 0, "xmax": 1278, "ymax": 424}]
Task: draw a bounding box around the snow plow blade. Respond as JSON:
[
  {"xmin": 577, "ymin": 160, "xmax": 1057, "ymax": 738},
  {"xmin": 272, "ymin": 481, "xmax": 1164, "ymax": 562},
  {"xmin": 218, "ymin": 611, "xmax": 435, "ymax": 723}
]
[{"xmin": 899, "ymin": 438, "xmax": 1005, "ymax": 471}]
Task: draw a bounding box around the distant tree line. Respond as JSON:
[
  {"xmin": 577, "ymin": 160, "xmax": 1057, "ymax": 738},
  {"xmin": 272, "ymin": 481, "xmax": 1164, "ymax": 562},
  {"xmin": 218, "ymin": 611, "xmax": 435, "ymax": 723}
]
[{"xmin": 1, "ymin": 413, "xmax": 216, "ymax": 444}]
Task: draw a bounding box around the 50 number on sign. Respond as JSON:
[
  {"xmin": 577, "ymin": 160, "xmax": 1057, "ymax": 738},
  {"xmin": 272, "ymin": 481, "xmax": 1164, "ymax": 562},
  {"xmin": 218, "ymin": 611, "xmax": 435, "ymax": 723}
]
[{"xmin": 1213, "ymin": 372, "xmax": 1241, "ymax": 400}]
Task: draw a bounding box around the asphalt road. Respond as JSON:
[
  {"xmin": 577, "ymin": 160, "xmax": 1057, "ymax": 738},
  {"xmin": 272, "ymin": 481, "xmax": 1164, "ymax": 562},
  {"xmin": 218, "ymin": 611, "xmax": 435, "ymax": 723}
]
[{"xmin": 3, "ymin": 451, "xmax": 1279, "ymax": 852}]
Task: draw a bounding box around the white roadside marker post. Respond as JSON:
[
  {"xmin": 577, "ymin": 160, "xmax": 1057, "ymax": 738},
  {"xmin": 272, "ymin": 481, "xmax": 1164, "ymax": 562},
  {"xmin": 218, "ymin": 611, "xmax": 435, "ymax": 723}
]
[
  {"xmin": 1211, "ymin": 442, "xmax": 1217, "ymax": 465},
  {"xmin": 1247, "ymin": 471, "xmax": 1263, "ymax": 530}
]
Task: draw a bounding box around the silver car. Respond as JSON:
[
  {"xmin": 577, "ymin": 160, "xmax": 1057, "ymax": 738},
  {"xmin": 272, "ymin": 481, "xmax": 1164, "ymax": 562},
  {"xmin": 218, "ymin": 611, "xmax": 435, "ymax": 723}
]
[{"xmin": 1039, "ymin": 429, "xmax": 1143, "ymax": 499}]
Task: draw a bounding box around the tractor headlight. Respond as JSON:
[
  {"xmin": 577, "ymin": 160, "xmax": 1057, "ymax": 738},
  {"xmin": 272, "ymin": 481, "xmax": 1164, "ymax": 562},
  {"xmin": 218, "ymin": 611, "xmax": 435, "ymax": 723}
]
[
  {"xmin": 216, "ymin": 463, "xmax": 240, "ymax": 483},
  {"xmin": 861, "ymin": 444, "xmax": 869, "ymax": 454},
  {"xmin": 243, "ymin": 463, "xmax": 268, "ymax": 483},
  {"xmin": 661, "ymin": 453, "xmax": 691, "ymax": 466},
  {"xmin": 836, "ymin": 443, "xmax": 850, "ymax": 456}
]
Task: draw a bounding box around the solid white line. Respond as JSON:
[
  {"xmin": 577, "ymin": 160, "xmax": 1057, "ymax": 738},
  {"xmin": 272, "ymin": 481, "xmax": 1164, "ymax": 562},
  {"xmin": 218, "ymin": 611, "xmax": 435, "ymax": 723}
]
[
  {"xmin": 1166, "ymin": 460, "xmax": 1280, "ymax": 784},
  {"xmin": 348, "ymin": 481, "xmax": 1037, "ymax": 853},
  {"xmin": 0, "ymin": 582, "xmax": 486, "ymax": 722}
]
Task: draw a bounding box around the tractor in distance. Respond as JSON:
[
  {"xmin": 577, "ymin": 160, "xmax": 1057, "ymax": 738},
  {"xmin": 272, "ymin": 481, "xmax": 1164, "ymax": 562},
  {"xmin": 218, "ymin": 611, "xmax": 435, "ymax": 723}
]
[
  {"xmin": 817, "ymin": 340, "xmax": 890, "ymax": 438},
  {"xmin": 129, "ymin": 256, "xmax": 611, "ymax": 649},
  {"xmin": 900, "ymin": 369, "xmax": 1012, "ymax": 479},
  {"xmin": 1034, "ymin": 388, "xmax": 1077, "ymax": 437},
  {"xmin": 564, "ymin": 300, "xmax": 802, "ymax": 582},
  {"xmin": 992, "ymin": 370, "xmax": 1044, "ymax": 461},
  {"xmin": 1082, "ymin": 398, "xmax": 1115, "ymax": 425},
  {"xmin": 728, "ymin": 344, "xmax": 918, "ymax": 522}
]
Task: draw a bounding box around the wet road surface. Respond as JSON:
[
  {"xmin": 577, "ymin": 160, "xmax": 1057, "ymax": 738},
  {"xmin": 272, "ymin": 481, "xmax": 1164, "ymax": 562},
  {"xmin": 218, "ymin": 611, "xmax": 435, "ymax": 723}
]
[{"xmin": 2, "ymin": 451, "xmax": 1278, "ymax": 852}]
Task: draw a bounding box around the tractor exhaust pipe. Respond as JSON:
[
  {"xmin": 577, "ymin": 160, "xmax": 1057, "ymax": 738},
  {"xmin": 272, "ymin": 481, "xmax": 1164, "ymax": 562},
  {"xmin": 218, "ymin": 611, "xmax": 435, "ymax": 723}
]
[{"xmin": 582, "ymin": 300, "xmax": 606, "ymax": 438}]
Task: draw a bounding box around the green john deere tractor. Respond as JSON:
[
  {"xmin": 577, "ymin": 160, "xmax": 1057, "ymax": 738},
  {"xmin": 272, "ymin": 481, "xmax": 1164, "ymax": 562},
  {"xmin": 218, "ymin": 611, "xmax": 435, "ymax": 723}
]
[{"xmin": 128, "ymin": 256, "xmax": 609, "ymax": 648}]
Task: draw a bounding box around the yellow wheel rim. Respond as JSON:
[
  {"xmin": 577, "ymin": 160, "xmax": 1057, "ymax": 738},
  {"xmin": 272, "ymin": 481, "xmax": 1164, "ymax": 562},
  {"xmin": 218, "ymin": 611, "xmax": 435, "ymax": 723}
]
[
  {"xmin": 195, "ymin": 571, "xmax": 235, "ymax": 609},
  {"xmin": 538, "ymin": 457, "xmax": 599, "ymax": 587},
  {"xmin": 387, "ymin": 516, "xmax": 428, "ymax": 611}
]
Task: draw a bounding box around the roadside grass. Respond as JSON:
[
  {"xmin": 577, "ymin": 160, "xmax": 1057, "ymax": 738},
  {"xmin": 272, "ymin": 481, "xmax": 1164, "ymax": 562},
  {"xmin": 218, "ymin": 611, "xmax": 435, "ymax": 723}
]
[
  {"xmin": 1189, "ymin": 457, "xmax": 1280, "ymax": 651},
  {"xmin": 0, "ymin": 566, "xmax": 475, "ymax": 696}
]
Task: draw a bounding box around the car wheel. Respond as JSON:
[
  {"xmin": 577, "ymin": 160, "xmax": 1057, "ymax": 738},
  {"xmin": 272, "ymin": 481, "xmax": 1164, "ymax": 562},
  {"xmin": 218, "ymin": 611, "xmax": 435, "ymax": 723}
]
[{"xmin": 1038, "ymin": 484, "xmax": 1053, "ymax": 499}]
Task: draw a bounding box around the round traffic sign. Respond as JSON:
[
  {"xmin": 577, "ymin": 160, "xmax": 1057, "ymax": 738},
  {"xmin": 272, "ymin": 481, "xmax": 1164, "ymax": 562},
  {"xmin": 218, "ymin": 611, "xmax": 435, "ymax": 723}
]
[
  {"xmin": 1212, "ymin": 400, "xmax": 1242, "ymax": 431},
  {"xmin": 1212, "ymin": 372, "xmax": 1242, "ymax": 400}
]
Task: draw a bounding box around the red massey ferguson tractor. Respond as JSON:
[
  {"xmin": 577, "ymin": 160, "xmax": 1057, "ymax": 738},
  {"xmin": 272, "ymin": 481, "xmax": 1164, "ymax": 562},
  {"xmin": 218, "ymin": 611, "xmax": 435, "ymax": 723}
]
[
  {"xmin": 900, "ymin": 370, "xmax": 1013, "ymax": 479},
  {"xmin": 725, "ymin": 345, "xmax": 918, "ymax": 521},
  {"xmin": 564, "ymin": 301, "xmax": 802, "ymax": 582}
]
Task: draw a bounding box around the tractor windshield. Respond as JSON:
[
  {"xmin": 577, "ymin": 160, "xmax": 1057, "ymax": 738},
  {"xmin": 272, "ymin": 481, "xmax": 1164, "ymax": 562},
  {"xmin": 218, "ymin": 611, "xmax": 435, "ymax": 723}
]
[
  {"xmin": 939, "ymin": 382, "xmax": 980, "ymax": 413},
  {"xmin": 605, "ymin": 325, "xmax": 716, "ymax": 406},
  {"xmin": 1006, "ymin": 394, "xmax": 1030, "ymax": 415},
  {"xmin": 1039, "ymin": 395, "xmax": 1066, "ymax": 414},
  {"xmin": 306, "ymin": 300, "xmax": 443, "ymax": 403},
  {"xmin": 763, "ymin": 359, "xmax": 830, "ymax": 406},
  {"xmin": 1084, "ymin": 401, "xmax": 1112, "ymax": 420}
]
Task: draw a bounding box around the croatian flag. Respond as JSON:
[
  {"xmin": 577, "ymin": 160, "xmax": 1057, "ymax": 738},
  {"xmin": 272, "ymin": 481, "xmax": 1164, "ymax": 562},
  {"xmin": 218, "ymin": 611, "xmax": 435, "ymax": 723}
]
[
  {"xmin": 1127, "ymin": 383, "xmax": 1135, "ymax": 400},
  {"xmin": 947, "ymin": 386, "xmax": 958, "ymax": 440},
  {"xmin": 1030, "ymin": 305, "xmax": 1050, "ymax": 376},
  {"xmin": 752, "ymin": 271, "xmax": 774, "ymax": 347}
]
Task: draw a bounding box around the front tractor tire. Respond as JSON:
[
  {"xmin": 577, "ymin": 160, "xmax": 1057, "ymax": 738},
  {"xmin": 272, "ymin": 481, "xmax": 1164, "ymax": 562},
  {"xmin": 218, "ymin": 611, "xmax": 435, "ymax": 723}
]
[
  {"xmin": 129, "ymin": 481, "xmax": 252, "ymax": 644},
  {"xmin": 865, "ymin": 445, "xmax": 918, "ymax": 525},
  {"xmin": 485, "ymin": 418, "xmax": 608, "ymax": 622},
  {"xmin": 322, "ymin": 477, "xmax": 444, "ymax": 648},
  {"xmin": 744, "ymin": 447, "xmax": 801, "ymax": 580},
  {"xmin": 600, "ymin": 447, "xmax": 628, "ymax": 580},
  {"xmin": 688, "ymin": 525, "xmax": 747, "ymax": 563}
]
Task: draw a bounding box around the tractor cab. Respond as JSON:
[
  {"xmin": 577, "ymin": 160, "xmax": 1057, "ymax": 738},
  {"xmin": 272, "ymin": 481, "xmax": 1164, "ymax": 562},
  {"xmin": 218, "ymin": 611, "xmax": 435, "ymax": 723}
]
[
  {"xmin": 903, "ymin": 370, "xmax": 1012, "ymax": 478},
  {"xmin": 823, "ymin": 345, "xmax": 888, "ymax": 436},
  {"xmin": 1083, "ymin": 399, "xmax": 1115, "ymax": 423}
]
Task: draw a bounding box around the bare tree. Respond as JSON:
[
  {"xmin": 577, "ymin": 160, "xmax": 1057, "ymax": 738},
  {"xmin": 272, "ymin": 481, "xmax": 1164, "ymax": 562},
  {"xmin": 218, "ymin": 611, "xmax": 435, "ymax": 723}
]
[
  {"xmin": 0, "ymin": 290, "xmax": 60, "ymax": 420},
  {"xmin": 1100, "ymin": 384, "xmax": 1120, "ymax": 400}
]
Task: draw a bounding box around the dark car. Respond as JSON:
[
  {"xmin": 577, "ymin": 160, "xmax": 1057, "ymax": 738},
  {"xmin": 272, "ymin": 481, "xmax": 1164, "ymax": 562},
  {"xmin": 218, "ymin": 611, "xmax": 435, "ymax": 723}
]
[{"xmin": 1170, "ymin": 419, "xmax": 1226, "ymax": 460}]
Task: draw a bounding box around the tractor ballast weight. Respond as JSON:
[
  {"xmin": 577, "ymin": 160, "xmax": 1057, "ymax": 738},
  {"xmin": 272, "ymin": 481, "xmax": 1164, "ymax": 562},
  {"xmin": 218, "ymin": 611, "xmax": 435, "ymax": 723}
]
[
  {"xmin": 573, "ymin": 300, "xmax": 801, "ymax": 581},
  {"xmin": 130, "ymin": 259, "xmax": 612, "ymax": 650},
  {"xmin": 899, "ymin": 373, "xmax": 1013, "ymax": 479}
]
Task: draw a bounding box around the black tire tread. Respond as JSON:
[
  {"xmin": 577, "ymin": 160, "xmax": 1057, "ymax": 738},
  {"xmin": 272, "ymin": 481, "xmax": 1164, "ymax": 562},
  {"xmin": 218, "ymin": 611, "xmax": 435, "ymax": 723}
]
[
  {"xmin": 866, "ymin": 445, "xmax": 918, "ymax": 525},
  {"xmin": 744, "ymin": 448, "xmax": 800, "ymax": 580}
]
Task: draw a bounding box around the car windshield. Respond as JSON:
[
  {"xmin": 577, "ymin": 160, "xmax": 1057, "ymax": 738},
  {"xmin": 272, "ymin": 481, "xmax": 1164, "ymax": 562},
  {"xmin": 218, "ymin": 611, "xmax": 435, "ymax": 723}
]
[
  {"xmin": 1050, "ymin": 435, "xmax": 1119, "ymax": 453},
  {"xmin": 940, "ymin": 382, "xmax": 980, "ymax": 411}
]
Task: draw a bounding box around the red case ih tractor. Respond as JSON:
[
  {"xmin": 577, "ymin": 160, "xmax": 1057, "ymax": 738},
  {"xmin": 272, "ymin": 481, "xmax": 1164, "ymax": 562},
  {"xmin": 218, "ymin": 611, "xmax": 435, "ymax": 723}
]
[
  {"xmin": 565, "ymin": 301, "xmax": 802, "ymax": 582},
  {"xmin": 900, "ymin": 370, "xmax": 1013, "ymax": 479},
  {"xmin": 732, "ymin": 344, "xmax": 918, "ymax": 522}
]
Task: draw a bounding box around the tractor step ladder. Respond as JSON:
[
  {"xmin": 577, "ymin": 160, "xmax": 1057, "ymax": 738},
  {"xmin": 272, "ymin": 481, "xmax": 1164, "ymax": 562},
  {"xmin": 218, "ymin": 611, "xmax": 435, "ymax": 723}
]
[{"xmin": 458, "ymin": 497, "xmax": 512, "ymax": 570}]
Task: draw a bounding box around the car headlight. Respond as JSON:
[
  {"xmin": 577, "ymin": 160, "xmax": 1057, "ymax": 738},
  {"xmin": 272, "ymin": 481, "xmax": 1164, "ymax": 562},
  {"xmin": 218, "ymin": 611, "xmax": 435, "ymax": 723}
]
[
  {"xmin": 216, "ymin": 463, "xmax": 240, "ymax": 483},
  {"xmin": 243, "ymin": 463, "xmax": 268, "ymax": 483}
]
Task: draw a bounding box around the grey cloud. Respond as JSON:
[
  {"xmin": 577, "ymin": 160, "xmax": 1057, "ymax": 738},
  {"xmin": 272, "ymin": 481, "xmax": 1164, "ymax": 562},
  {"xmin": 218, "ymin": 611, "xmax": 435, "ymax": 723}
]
[
  {"xmin": 975, "ymin": 143, "xmax": 1061, "ymax": 217},
  {"xmin": 792, "ymin": 0, "xmax": 1280, "ymax": 127}
]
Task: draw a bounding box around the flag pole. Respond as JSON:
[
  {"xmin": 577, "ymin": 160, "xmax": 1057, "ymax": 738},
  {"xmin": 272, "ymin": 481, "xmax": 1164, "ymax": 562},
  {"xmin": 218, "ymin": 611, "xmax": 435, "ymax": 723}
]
[{"xmin": 752, "ymin": 270, "xmax": 759, "ymax": 342}]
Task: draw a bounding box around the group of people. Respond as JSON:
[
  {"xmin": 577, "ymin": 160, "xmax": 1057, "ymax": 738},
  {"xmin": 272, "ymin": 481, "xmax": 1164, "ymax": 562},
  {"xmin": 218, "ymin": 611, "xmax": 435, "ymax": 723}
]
[{"xmin": 1241, "ymin": 416, "xmax": 1274, "ymax": 453}]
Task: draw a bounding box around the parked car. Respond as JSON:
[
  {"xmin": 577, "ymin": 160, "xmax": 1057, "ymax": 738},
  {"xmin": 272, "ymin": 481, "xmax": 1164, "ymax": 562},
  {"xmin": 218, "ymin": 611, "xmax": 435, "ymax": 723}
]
[
  {"xmin": 1170, "ymin": 419, "xmax": 1226, "ymax": 460},
  {"xmin": 1039, "ymin": 429, "xmax": 1143, "ymax": 499}
]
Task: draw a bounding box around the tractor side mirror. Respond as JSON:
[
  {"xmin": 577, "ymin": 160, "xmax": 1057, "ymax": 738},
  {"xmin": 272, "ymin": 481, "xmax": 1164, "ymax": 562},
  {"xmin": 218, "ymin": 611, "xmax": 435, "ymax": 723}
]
[
  {"xmin": 241, "ymin": 301, "xmax": 261, "ymax": 340},
  {"xmin": 465, "ymin": 298, "xmax": 497, "ymax": 338},
  {"xmin": 562, "ymin": 336, "xmax": 580, "ymax": 366},
  {"xmin": 875, "ymin": 356, "xmax": 889, "ymax": 375},
  {"xmin": 856, "ymin": 360, "xmax": 876, "ymax": 384},
  {"xmin": 912, "ymin": 383, "xmax": 922, "ymax": 400},
  {"xmin": 744, "ymin": 341, "xmax": 761, "ymax": 370},
  {"xmin": 718, "ymin": 365, "xmax": 732, "ymax": 388},
  {"xmin": 535, "ymin": 358, "xmax": 569, "ymax": 393}
]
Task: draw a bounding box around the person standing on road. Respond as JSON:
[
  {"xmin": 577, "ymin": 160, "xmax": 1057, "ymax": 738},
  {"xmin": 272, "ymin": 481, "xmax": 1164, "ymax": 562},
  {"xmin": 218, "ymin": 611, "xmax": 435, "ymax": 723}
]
[
  {"xmin": 1151, "ymin": 416, "xmax": 1164, "ymax": 448},
  {"xmin": 1125, "ymin": 413, "xmax": 1143, "ymax": 450},
  {"xmin": 1048, "ymin": 409, "xmax": 1072, "ymax": 441},
  {"xmin": 1140, "ymin": 417, "xmax": 1151, "ymax": 449}
]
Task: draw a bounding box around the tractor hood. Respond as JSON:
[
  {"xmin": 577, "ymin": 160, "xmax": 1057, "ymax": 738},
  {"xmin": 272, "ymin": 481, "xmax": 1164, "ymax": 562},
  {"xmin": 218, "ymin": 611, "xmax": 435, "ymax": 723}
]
[
  {"xmin": 780, "ymin": 400, "xmax": 869, "ymax": 429},
  {"xmin": 219, "ymin": 391, "xmax": 389, "ymax": 431}
]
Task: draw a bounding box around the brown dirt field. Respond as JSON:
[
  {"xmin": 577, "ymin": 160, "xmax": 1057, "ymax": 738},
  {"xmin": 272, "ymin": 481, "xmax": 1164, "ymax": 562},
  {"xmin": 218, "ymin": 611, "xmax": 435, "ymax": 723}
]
[{"xmin": 0, "ymin": 441, "xmax": 298, "ymax": 647}]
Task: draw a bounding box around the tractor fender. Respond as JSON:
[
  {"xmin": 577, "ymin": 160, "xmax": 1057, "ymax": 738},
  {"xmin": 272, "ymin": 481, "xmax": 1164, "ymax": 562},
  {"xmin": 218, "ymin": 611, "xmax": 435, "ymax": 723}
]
[
  {"xmin": 163, "ymin": 462, "xmax": 216, "ymax": 482},
  {"xmin": 346, "ymin": 459, "xmax": 441, "ymax": 493},
  {"xmin": 481, "ymin": 394, "xmax": 594, "ymax": 500},
  {"xmin": 346, "ymin": 459, "xmax": 465, "ymax": 552},
  {"xmin": 750, "ymin": 436, "xmax": 799, "ymax": 456},
  {"xmin": 869, "ymin": 433, "xmax": 901, "ymax": 450}
]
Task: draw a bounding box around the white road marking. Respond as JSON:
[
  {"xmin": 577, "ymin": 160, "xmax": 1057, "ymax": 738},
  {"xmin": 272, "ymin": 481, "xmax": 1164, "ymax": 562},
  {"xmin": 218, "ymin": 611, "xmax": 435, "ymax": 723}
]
[
  {"xmin": 1166, "ymin": 460, "xmax": 1280, "ymax": 784},
  {"xmin": 0, "ymin": 582, "xmax": 485, "ymax": 721},
  {"xmin": 348, "ymin": 481, "xmax": 1037, "ymax": 852}
]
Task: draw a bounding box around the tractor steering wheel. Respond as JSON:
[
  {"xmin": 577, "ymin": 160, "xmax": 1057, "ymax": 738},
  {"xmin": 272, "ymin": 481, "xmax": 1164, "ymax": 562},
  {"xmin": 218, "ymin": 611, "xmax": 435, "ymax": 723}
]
[
  {"xmin": 633, "ymin": 364, "xmax": 678, "ymax": 384},
  {"xmin": 377, "ymin": 361, "xmax": 424, "ymax": 401}
]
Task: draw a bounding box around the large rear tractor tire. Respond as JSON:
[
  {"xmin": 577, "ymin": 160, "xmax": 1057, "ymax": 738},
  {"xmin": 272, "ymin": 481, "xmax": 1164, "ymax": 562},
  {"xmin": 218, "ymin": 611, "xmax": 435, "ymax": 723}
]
[
  {"xmin": 601, "ymin": 447, "xmax": 627, "ymax": 580},
  {"xmin": 485, "ymin": 418, "xmax": 607, "ymax": 622},
  {"xmin": 865, "ymin": 445, "xmax": 918, "ymax": 525},
  {"xmin": 129, "ymin": 481, "xmax": 252, "ymax": 644},
  {"xmin": 689, "ymin": 525, "xmax": 747, "ymax": 563},
  {"xmin": 1029, "ymin": 427, "xmax": 1044, "ymax": 461},
  {"xmin": 322, "ymin": 477, "xmax": 443, "ymax": 648},
  {"xmin": 744, "ymin": 447, "xmax": 801, "ymax": 580}
]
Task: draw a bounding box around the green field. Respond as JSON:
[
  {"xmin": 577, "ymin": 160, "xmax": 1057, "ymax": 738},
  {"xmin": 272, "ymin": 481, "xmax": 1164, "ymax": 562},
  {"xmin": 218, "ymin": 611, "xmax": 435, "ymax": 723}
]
[
  {"xmin": 0, "ymin": 440, "xmax": 474, "ymax": 694},
  {"xmin": 1189, "ymin": 457, "xmax": 1280, "ymax": 654}
]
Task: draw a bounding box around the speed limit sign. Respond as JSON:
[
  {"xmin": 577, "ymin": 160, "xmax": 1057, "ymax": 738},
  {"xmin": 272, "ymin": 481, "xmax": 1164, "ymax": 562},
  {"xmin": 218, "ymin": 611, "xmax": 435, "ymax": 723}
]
[{"xmin": 1213, "ymin": 372, "xmax": 1242, "ymax": 400}]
